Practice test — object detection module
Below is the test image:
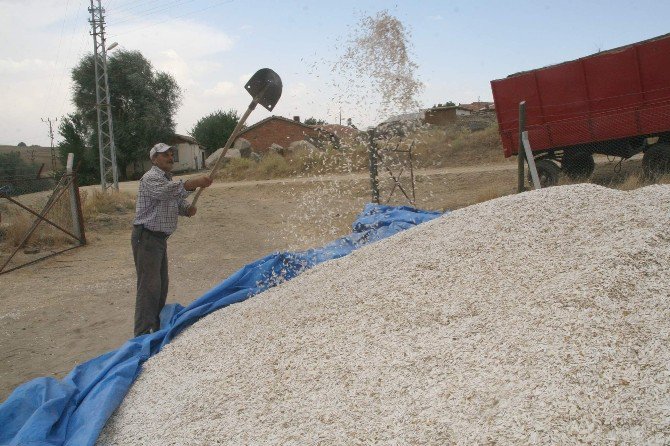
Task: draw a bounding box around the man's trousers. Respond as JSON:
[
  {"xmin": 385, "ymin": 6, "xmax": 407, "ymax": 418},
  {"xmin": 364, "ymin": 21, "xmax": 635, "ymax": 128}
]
[{"xmin": 131, "ymin": 225, "xmax": 169, "ymax": 337}]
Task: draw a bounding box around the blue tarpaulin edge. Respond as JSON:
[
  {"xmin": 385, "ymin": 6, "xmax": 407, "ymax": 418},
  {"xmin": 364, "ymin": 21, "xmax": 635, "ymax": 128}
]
[{"xmin": 0, "ymin": 203, "xmax": 443, "ymax": 446}]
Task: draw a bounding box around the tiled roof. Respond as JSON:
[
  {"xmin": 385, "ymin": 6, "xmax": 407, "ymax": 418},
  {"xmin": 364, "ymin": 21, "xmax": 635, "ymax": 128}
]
[{"xmin": 237, "ymin": 115, "xmax": 314, "ymax": 137}]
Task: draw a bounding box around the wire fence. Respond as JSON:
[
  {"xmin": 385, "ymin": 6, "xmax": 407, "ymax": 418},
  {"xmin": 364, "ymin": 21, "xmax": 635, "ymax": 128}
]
[
  {"xmin": 0, "ymin": 160, "xmax": 85, "ymax": 274},
  {"xmin": 513, "ymin": 101, "xmax": 670, "ymax": 190}
]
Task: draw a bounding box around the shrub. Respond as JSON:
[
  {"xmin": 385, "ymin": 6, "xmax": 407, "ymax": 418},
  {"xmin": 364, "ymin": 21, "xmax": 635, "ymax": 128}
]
[
  {"xmin": 258, "ymin": 153, "xmax": 292, "ymax": 178},
  {"xmin": 81, "ymin": 189, "xmax": 135, "ymax": 221}
]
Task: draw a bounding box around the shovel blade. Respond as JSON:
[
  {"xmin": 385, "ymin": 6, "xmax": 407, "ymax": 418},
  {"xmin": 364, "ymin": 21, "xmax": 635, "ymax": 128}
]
[{"xmin": 244, "ymin": 68, "xmax": 282, "ymax": 111}]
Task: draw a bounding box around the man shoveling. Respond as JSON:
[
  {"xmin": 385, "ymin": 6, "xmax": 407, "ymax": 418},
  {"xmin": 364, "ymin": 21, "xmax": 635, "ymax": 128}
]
[{"xmin": 131, "ymin": 143, "xmax": 213, "ymax": 337}]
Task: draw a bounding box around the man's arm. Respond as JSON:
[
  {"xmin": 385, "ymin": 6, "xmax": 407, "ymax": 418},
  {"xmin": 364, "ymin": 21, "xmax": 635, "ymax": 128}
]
[
  {"xmin": 178, "ymin": 175, "xmax": 212, "ymax": 217},
  {"xmin": 143, "ymin": 174, "xmax": 212, "ymax": 201},
  {"xmin": 183, "ymin": 176, "xmax": 213, "ymax": 191}
]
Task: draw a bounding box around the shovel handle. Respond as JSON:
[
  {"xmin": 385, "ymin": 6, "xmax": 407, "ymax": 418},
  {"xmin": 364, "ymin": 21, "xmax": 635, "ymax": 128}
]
[{"xmin": 190, "ymin": 101, "xmax": 258, "ymax": 208}]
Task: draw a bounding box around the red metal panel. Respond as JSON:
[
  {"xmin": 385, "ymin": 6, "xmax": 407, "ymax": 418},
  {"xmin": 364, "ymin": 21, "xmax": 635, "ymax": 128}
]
[
  {"xmin": 636, "ymin": 36, "xmax": 670, "ymax": 102},
  {"xmin": 491, "ymin": 33, "xmax": 670, "ymax": 157},
  {"xmin": 637, "ymin": 36, "xmax": 670, "ymax": 134},
  {"xmin": 491, "ymin": 73, "xmax": 541, "ymax": 156}
]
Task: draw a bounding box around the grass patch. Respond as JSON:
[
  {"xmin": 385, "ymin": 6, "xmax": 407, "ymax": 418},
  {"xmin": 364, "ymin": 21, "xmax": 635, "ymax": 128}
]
[
  {"xmin": 0, "ymin": 200, "xmax": 76, "ymax": 248},
  {"xmin": 81, "ymin": 189, "xmax": 136, "ymax": 222},
  {"xmin": 209, "ymin": 124, "xmax": 508, "ymax": 181}
]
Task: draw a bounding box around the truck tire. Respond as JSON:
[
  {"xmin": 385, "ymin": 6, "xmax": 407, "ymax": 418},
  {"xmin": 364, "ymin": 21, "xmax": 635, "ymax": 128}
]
[
  {"xmin": 529, "ymin": 159, "xmax": 560, "ymax": 187},
  {"xmin": 562, "ymin": 152, "xmax": 595, "ymax": 179},
  {"xmin": 643, "ymin": 143, "xmax": 670, "ymax": 180}
]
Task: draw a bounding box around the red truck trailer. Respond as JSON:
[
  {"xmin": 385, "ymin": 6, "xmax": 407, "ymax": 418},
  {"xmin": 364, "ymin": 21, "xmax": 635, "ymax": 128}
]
[{"xmin": 491, "ymin": 33, "xmax": 670, "ymax": 186}]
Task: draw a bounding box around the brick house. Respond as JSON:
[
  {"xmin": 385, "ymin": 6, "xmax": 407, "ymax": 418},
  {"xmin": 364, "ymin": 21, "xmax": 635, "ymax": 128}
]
[{"xmin": 234, "ymin": 116, "xmax": 332, "ymax": 153}]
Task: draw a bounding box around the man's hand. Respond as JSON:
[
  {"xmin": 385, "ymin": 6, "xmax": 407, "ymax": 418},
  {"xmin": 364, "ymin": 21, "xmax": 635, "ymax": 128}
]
[
  {"xmin": 184, "ymin": 175, "xmax": 213, "ymax": 191},
  {"xmin": 186, "ymin": 206, "xmax": 197, "ymax": 217}
]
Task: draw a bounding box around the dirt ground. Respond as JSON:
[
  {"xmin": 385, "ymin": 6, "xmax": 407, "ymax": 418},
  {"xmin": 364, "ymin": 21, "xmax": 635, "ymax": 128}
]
[{"xmin": 0, "ymin": 157, "xmax": 646, "ymax": 401}]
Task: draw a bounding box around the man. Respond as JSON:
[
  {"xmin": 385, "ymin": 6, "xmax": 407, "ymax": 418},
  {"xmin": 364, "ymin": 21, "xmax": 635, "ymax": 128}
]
[{"xmin": 132, "ymin": 142, "xmax": 213, "ymax": 336}]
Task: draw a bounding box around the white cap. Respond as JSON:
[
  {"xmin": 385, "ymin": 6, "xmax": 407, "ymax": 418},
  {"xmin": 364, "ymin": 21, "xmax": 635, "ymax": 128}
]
[{"xmin": 149, "ymin": 143, "xmax": 173, "ymax": 159}]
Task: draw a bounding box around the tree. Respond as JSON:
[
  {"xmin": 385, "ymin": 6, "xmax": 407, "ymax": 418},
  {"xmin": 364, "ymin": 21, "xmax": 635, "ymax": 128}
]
[
  {"xmin": 190, "ymin": 110, "xmax": 239, "ymax": 154},
  {"xmin": 58, "ymin": 113, "xmax": 99, "ymax": 185},
  {"xmin": 304, "ymin": 117, "xmax": 327, "ymax": 125},
  {"xmin": 17, "ymin": 142, "xmax": 26, "ymax": 147},
  {"xmin": 443, "ymin": 101, "xmax": 456, "ymax": 107},
  {"xmin": 69, "ymin": 49, "xmax": 182, "ymax": 180}
]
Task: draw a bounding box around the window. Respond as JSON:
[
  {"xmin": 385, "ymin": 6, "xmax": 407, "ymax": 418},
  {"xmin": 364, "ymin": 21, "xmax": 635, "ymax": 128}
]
[{"xmin": 172, "ymin": 148, "xmax": 179, "ymax": 162}]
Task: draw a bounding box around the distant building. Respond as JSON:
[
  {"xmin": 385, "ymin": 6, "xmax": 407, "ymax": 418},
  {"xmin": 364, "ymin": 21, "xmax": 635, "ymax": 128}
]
[
  {"xmin": 423, "ymin": 105, "xmax": 472, "ymax": 126},
  {"xmin": 168, "ymin": 134, "xmax": 207, "ymax": 171},
  {"xmin": 458, "ymin": 102, "xmax": 496, "ymax": 113},
  {"xmin": 129, "ymin": 134, "xmax": 206, "ymax": 179},
  {"xmin": 234, "ymin": 116, "xmax": 334, "ymax": 152}
]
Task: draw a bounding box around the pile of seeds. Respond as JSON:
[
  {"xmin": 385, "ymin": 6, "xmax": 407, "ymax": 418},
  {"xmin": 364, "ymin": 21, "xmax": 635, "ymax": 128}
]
[{"xmin": 98, "ymin": 184, "xmax": 670, "ymax": 445}]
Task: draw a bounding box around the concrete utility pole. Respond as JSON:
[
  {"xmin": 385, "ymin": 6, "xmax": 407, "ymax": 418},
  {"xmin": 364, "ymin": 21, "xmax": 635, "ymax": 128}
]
[
  {"xmin": 41, "ymin": 117, "xmax": 58, "ymax": 173},
  {"xmin": 88, "ymin": 0, "xmax": 119, "ymax": 191}
]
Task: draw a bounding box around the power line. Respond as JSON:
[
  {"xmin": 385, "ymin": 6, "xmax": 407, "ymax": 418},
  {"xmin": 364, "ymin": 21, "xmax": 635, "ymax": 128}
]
[
  {"xmin": 108, "ymin": 0, "xmax": 196, "ymax": 26},
  {"xmin": 55, "ymin": 2, "xmax": 90, "ymax": 118},
  {"xmin": 41, "ymin": 117, "xmax": 58, "ymax": 172},
  {"xmin": 42, "ymin": 0, "xmax": 71, "ymax": 117},
  {"xmin": 109, "ymin": 0, "xmax": 234, "ymax": 38}
]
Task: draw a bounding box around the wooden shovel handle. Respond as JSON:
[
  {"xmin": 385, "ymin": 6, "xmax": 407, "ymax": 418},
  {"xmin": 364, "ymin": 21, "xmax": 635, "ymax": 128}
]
[{"xmin": 190, "ymin": 102, "xmax": 257, "ymax": 207}]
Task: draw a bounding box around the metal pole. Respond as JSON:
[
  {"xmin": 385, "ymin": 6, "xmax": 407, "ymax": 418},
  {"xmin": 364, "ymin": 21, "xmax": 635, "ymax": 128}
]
[
  {"xmin": 517, "ymin": 101, "xmax": 526, "ymax": 193},
  {"xmin": 89, "ymin": 0, "xmax": 119, "ymax": 191},
  {"xmin": 368, "ymin": 129, "xmax": 380, "ymax": 204},
  {"xmin": 66, "ymin": 153, "xmax": 83, "ymax": 242}
]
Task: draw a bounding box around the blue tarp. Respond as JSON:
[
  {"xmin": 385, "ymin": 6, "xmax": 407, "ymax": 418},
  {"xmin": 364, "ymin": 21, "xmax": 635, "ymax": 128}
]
[{"xmin": 0, "ymin": 203, "xmax": 443, "ymax": 446}]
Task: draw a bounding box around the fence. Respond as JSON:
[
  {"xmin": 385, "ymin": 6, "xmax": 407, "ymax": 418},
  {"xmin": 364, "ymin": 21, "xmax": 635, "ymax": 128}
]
[
  {"xmin": 513, "ymin": 101, "xmax": 670, "ymax": 192},
  {"xmin": 0, "ymin": 154, "xmax": 86, "ymax": 274},
  {"xmin": 367, "ymin": 124, "xmax": 418, "ymax": 207}
]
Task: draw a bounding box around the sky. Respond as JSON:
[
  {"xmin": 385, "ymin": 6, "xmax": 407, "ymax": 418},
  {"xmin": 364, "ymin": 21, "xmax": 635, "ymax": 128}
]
[{"xmin": 1, "ymin": 0, "xmax": 669, "ymax": 147}]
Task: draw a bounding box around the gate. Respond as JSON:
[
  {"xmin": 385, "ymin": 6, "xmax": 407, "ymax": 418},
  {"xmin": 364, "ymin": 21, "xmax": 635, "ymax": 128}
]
[{"xmin": 0, "ymin": 154, "xmax": 86, "ymax": 275}]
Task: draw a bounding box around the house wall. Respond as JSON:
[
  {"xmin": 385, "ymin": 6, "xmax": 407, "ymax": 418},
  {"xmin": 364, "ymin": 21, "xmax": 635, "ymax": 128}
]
[
  {"xmin": 237, "ymin": 119, "xmax": 321, "ymax": 153},
  {"xmin": 424, "ymin": 108, "xmax": 457, "ymax": 126},
  {"xmin": 173, "ymin": 142, "xmax": 205, "ymax": 171}
]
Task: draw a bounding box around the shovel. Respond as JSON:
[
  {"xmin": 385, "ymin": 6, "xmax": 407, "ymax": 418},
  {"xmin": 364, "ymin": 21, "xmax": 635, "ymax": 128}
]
[{"xmin": 190, "ymin": 68, "xmax": 282, "ymax": 207}]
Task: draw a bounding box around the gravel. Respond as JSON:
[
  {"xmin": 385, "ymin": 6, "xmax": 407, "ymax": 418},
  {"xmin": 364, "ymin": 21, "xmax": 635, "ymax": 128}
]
[{"xmin": 98, "ymin": 183, "xmax": 670, "ymax": 445}]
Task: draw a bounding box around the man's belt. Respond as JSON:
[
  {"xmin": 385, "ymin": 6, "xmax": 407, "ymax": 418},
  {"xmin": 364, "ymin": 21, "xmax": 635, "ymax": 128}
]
[{"xmin": 135, "ymin": 224, "xmax": 170, "ymax": 239}]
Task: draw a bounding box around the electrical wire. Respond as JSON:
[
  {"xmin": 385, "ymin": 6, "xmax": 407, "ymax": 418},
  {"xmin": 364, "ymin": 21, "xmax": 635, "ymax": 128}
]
[
  {"xmin": 109, "ymin": 0, "xmax": 234, "ymax": 38},
  {"xmin": 42, "ymin": 0, "xmax": 71, "ymax": 117},
  {"xmin": 107, "ymin": 0, "xmax": 198, "ymax": 28}
]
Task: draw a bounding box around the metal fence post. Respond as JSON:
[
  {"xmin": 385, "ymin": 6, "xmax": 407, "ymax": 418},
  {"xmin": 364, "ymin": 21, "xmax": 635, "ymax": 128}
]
[
  {"xmin": 368, "ymin": 129, "xmax": 380, "ymax": 204},
  {"xmin": 517, "ymin": 101, "xmax": 527, "ymax": 193},
  {"xmin": 67, "ymin": 153, "xmax": 86, "ymax": 245}
]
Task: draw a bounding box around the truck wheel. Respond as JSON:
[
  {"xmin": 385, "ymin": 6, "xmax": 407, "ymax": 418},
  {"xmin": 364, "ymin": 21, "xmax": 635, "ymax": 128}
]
[
  {"xmin": 529, "ymin": 159, "xmax": 560, "ymax": 187},
  {"xmin": 562, "ymin": 152, "xmax": 595, "ymax": 179},
  {"xmin": 643, "ymin": 143, "xmax": 670, "ymax": 180}
]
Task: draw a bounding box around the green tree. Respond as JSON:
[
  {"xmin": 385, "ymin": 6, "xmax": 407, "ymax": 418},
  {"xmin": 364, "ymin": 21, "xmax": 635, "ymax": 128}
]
[
  {"xmin": 69, "ymin": 49, "xmax": 181, "ymax": 180},
  {"xmin": 304, "ymin": 117, "xmax": 327, "ymax": 125},
  {"xmin": 190, "ymin": 109, "xmax": 239, "ymax": 154},
  {"xmin": 57, "ymin": 113, "xmax": 99, "ymax": 185}
]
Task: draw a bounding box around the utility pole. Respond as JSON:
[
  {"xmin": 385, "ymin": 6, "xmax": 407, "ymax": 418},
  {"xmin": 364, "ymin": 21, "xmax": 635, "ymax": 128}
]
[
  {"xmin": 41, "ymin": 117, "xmax": 58, "ymax": 173},
  {"xmin": 88, "ymin": 0, "xmax": 119, "ymax": 191}
]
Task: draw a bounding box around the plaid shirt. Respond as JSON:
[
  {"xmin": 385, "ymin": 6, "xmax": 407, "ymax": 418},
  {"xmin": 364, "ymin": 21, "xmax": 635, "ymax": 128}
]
[{"xmin": 133, "ymin": 166, "xmax": 191, "ymax": 235}]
